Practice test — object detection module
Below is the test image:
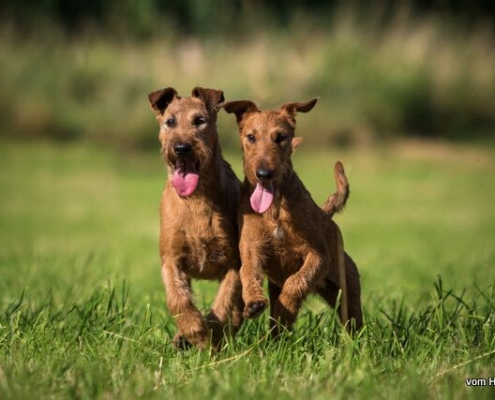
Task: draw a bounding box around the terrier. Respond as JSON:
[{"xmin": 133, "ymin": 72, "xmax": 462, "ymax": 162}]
[
  {"xmin": 222, "ymin": 98, "xmax": 363, "ymax": 336},
  {"xmin": 148, "ymin": 87, "xmax": 243, "ymax": 349}
]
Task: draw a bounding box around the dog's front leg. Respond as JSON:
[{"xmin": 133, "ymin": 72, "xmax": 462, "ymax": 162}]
[
  {"xmin": 161, "ymin": 258, "xmax": 209, "ymax": 349},
  {"xmin": 273, "ymin": 251, "xmax": 324, "ymax": 331},
  {"xmin": 239, "ymin": 235, "xmax": 268, "ymax": 319},
  {"xmin": 206, "ymin": 268, "xmax": 244, "ymax": 347}
]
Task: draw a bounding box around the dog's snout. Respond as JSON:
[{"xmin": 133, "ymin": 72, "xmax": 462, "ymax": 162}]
[
  {"xmin": 255, "ymin": 168, "xmax": 273, "ymax": 181},
  {"xmin": 174, "ymin": 142, "xmax": 192, "ymax": 156}
]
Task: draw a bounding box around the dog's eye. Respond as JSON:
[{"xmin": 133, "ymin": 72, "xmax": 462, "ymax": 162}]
[
  {"xmin": 246, "ymin": 134, "xmax": 256, "ymax": 143},
  {"xmin": 193, "ymin": 116, "xmax": 207, "ymax": 126},
  {"xmin": 275, "ymin": 133, "xmax": 287, "ymax": 144},
  {"xmin": 164, "ymin": 117, "xmax": 175, "ymax": 128}
]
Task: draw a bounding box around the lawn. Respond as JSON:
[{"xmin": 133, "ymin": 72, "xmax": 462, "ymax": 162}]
[{"xmin": 0, "ymin": 139, "xmax": 494, "ymax": 399}]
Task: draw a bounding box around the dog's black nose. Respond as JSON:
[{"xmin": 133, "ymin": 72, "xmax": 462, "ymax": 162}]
[
  {"xmin": 256, "ymin": 168, "xmax": 273, "ymax": 181},
  {"xmin": 174, "ymin": 143, "xmax": 192, "ymax": 156}
]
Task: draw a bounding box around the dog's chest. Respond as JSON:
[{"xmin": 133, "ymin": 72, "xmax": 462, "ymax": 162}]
[
  {"xmin": 266, "ymin": 213, "xmax": 297, "ymax": 246},
  {"xmin": 272, "ymin": 224, "xmax": 285, "ymax": 241},
  {"xmin": 161, "ymin": 189, "xmax": 239, "ymax": 278},
  {"xmin": 180, "ymin": 209, "xmax": 236, "ymax": 276},
  {"xmin": 266, "ymin": 218, "xmax": 307, "ymax": 267}
]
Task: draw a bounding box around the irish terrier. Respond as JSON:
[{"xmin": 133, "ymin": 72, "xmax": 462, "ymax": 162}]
[
  {"xmin": 222, "ymin": 98, "xmax": 363, "ymax": 336},
  {"xmin": 148, "ymin": 87, "xmax": 244, "ymax": 349}
]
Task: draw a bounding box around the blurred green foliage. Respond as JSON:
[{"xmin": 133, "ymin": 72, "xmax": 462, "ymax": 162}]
[
  {"xmin": 2, "ymin": 1, "xmax": 494, "ymax": 37},
  {"xmin": 0, "ymin": 1, "xmax": 494, "ymax": 148}
]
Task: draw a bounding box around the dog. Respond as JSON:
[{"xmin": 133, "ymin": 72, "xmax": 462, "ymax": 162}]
[
  {"xmin": 148, "ymin": 87, "xmax": 244, "ymax": 349},
  {"xmin": 221, "ymin": 98, "xmax": 363, "ymax": 337}
]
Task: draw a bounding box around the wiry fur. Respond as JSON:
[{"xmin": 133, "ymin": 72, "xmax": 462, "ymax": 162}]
[
  {"xmin": 148, "ymin": 87, "xmax": 243, "ymax": 349},
  {"xmin": 222, "ymin": 98, "xmax": 363, "ymax": 336}
]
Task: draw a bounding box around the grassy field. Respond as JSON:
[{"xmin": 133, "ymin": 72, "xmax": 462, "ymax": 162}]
[{"xmin": 0, "ymin": 139, "xmax": 494, "ymax": 399}]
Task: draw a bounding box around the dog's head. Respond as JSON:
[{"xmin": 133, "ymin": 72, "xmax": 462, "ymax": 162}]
[
  {"xmin": 222, "ymin": 98, "xmax": 317, "ymax": 213},
  {"xmin": 148, "ymin": 87, "xmax": 225, "ymax": 197}
]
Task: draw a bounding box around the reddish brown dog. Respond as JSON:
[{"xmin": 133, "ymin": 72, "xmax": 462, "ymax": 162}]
[
  {"xmin": 222, "ymin": 98, "xmax": 363, "ymax": 336},
  {"xmin": 148, "ymin": 87, "xmax": 244, "ymax": 349}
]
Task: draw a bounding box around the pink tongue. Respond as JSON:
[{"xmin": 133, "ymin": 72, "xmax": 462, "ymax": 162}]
[
  {"xmin": 172, "ymin": 168, "xmax": 199, "ymax": 197},
  {"xmin": 250, "ymin": 183, "xmax": 274, "ymax": 213}
]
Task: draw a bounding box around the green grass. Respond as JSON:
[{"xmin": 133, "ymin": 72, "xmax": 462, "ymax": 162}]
[{"xmin": 1, "ymin": 140, "xmax": 494, "ymax": 399}]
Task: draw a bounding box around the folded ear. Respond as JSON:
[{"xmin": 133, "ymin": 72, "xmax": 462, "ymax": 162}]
[
  {"xmin": 281, "ymin": 98, "xmax": 318, "ymax": 117},
  {"xmin": 291, "ymin": 137, "xmax": 304, "ymax": 154},
  {"xmin": 192, "ymin": 87, "xmax": 225, "ymax": 110},
  {"xmin": 148, "ymin": 87, "xmax": 178, "ymax": 115},
  {"xmin": 221, "ymin": 100, "xmax": 259, "ymax": 124}
]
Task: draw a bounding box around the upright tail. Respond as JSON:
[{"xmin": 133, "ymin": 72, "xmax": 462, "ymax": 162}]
[
  {"xmin": 322, "ymin": 161, "xmax": 349, "ymax": 218},
  {"xmin": 322, "ymin": 161, "xmax": 350, "ymax": 328}
]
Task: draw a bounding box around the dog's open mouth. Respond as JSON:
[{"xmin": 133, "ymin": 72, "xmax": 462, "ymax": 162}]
[
  {"xmin": 171, "ymin": 159, "xmax": 200, "ymax": 197},
  {"xmin": 250, "ymin": 182, "xmax": 275, "ymax": 214}
]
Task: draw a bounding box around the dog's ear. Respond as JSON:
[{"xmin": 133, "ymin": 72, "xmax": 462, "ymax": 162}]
[
  {"xmin": 291, "ymin": 137, "xmax": 303, "ymax": 153},
  {"xmin": 221, "ymin": 100, "xmax": 259, "ymax": 124},
  {"xmin": 148, "ymin": 87, "xmax": 178, "ymax": 115},
  {"xmin": 192, "ymin": 87, "xmax": 225, "ymax": 110},
  {"xmin": 281, "ymin": 98, "xmax": 318, "ymax": 117}
]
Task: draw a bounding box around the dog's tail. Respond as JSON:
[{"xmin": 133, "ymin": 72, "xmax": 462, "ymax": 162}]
[{"xmin": 322, "ymin": 161, "xmax": 349, "ymax": 218}]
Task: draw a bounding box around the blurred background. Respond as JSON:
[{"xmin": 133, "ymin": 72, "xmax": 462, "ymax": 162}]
[
  {"xmin": 0, "ymin": 4, "xmax": 494, "ymax": 396},
  {"xmin": 1, "ymin": 1, "xmax": 494, "ymax": 304},
  {"xmin": 1, "ymin": 0, "xmax": 494, "ymax": 149}
]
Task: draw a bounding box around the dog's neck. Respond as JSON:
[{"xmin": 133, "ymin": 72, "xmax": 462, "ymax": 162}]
[
  {"xmin": 194, "ymin": 140, "xmax": 233, "ymax": 205},
  {"xmin": 262, "ymin": 165, "xmax": 301, "ymax": 222}
]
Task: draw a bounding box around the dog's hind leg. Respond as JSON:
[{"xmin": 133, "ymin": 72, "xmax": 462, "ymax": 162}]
[
  {"xmin": 268, "ymin": 281, "xmax": 283, "ymax": 338},
  {"xmin": 336, "ymin": 228, "xmax": 349, "ymax": 324},
  {"xmin": 342, "ymin": 253, "xmax": 363, "ymax": 331},
  {"xmin": 316, "ymin": 253, "xmax": 363, "ymax": 332},
  {"xmin": 206, "ymin": 268, "xmax": 244, "ymax": 347}
]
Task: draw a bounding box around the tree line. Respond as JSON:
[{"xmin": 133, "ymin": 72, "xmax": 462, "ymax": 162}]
[{"xmin": 1, "ymin": 0, "xmax": 493, "ymax": 38}]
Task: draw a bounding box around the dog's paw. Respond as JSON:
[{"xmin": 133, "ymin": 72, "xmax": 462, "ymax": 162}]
[
  {"xmin": 243, "ymin": 299, "xmax": 267, "ymax": 319},
  {"xmin": 172, "ymin": 333, "xmax": 193, "ymax": 350}
]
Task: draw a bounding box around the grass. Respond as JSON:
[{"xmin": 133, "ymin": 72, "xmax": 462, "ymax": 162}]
[{"xmin": 0, "ymin": 139, "xmax": 494, "ymax": 399}]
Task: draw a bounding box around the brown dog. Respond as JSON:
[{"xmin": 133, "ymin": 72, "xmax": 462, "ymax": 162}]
[
  {"xmin": 222, "ymin": 98, "xmax": 363, "ymax": 336},
  {"xmin": 148, "ymin": 87, "xmax": 244, "ymax": 349}
]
